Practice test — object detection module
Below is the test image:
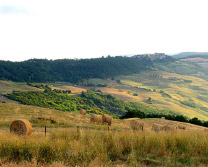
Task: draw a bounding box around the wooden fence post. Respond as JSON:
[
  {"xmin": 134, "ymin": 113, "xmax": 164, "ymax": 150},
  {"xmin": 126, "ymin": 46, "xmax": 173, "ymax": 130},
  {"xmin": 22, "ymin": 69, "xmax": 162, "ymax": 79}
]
[{"xmin": 45, "ymin": 126, "xmax": 47, "ymax": 137}]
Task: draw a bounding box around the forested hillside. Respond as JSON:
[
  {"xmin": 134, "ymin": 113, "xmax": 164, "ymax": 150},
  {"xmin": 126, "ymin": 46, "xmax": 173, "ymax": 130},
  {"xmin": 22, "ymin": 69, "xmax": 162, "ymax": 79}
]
[{"xmin": 0, "ymin": 56, "xmax": 174, "ymax": 83}]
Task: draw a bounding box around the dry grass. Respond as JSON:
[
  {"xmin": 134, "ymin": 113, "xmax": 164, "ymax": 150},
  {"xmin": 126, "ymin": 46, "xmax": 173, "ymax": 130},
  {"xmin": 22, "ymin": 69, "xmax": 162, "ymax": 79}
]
[{"xmin": 1, "ymin": 126, "xmax": 208, "ymax": 166}]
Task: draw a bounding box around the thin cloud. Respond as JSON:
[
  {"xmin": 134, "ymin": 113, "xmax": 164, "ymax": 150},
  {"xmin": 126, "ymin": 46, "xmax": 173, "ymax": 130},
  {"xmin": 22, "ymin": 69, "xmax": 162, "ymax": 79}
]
[{"xmin": 0, "ymin": 6, "xmax": 27, "ymax": 14}]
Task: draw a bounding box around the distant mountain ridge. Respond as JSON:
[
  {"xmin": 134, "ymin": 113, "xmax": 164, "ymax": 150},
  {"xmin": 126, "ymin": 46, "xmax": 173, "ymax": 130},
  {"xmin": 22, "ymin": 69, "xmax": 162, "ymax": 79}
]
[{"xmin": 172, "ymin": 52, "xmax": 208, "ymax": 59}]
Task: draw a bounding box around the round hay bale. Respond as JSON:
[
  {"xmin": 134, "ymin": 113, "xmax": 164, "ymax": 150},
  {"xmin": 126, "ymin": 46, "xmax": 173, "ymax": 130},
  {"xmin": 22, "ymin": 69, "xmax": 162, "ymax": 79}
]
[
  {"xmin": 79, "ymin": 109, "xmax": 87, "ymax": 115},
  {"xmin": 10, "ymin": 119, "xmax": 32, "ymax": 136}
]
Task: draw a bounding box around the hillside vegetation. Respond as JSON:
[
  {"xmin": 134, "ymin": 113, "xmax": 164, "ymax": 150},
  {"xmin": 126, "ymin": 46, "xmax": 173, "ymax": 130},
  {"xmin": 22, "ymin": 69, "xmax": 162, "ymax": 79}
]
[
  {"xmin": 0, "ymin": 56, "xmax": 153, "ymax": 83},
  {"xmin": 6, "ymin": 88, "xmax": 176, "ymax": 118}
]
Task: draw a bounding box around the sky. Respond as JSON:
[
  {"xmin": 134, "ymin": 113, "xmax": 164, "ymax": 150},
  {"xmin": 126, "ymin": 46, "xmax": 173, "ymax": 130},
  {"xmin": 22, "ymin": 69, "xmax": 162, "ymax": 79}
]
[{"xmin": 0, "ymin": 0, "xmax": 208, "ymax": 61}]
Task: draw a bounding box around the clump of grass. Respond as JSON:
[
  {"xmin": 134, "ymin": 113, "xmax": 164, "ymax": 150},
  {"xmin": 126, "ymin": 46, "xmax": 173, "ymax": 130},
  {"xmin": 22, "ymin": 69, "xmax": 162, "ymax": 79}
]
[{"xmin": 1, "ymin": 129, "xmax": 208, "ymax": 166}]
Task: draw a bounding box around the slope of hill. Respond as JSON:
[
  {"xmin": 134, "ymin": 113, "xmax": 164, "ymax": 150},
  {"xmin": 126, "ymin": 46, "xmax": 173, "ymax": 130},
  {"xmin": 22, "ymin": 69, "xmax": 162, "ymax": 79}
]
[{"xmin": 83, "ymin": 71, "xmax": 208, "ymax": 120}]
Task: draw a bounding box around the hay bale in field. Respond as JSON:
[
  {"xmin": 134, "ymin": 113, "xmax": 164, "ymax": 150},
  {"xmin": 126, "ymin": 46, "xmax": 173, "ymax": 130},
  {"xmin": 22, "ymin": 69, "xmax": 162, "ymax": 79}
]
[
  {"xmin": 10, "ymin": 119, "xmax": 32, "ymax": 136},
  {"xmin": 90, "ymin": 114, "xmax": 103, "ymax": 124},
  {"xmin": 178, "ymin": 124, "xmax": 186, "ymax": 130},
  {"xmin": 204, "ymin": 128, "xmax": 208, "ymax": 132},
  {"xmin": 152, "ymin": 123, "xmax": 163, "ymax": 132},
  {"xmin": 162, "ymin": 125, "xmax": 176, "ymax": 131},
  {"xmin": 36, "ymin": 117, "xmax": 57, "ymax": 124},
  {"xmin": 161, "ymin": 117, "xmax": 165, "ymax": 119},
  {"xmin": 79, "ymin": 109, "xmax": 87, "ymax": 115},
  {"xmin": 130, "ymin": 120, "xmax": 144, "ymax": 131},
  {"xmin": 102, "ymin": 115, "xmax": 113, "ymax": 126}
]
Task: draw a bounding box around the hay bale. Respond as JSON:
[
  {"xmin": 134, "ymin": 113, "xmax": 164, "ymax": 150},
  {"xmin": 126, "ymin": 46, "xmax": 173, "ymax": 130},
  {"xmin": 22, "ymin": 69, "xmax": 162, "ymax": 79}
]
[
  {"xmin": 178, "ymin": 124, "xmax": 186, "ymax": 130},
  {"xmin": 90, "ymin": 114, "xmax": 103, "ymax": 124},
  {"xmin": 130, "ymin": 120, "xmax": 144, "ymax": 130},
  {"xmin": 10, "ymin": 119, "xmax": 32, "ymax": 136},
  {"xmin": 79, "ymin": 109, "xmax": 87, "ymax": 115},
  {"xmin": 102, "ymin": 115, "xmax": 113, "ymax": 126},
  {"xmin": 162, "ymin": 125, "xmax": 176, "ymax": 131},
  {"xmin": 152, "ymin": 123, "xmax": 163, "ymax": 132},
  {"xmin": 161, "ymin": 117, "xmax": 165, "ymax": 119}
]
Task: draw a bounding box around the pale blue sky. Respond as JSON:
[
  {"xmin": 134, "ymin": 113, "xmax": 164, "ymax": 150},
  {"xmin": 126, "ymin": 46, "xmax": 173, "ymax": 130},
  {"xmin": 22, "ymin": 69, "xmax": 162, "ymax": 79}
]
[
  {"xmin": 0, "ymin": 6, "xmax": 27, "ymax": 14},
  {"xmin": 0, "ymin": 0, "xmax": 208, "ymax": 61}
]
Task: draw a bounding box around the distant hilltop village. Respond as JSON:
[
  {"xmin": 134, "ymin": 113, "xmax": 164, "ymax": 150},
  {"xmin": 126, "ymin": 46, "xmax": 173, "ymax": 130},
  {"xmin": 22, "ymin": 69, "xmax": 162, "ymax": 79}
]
[{"xmin": 132, "ymin": 53, "xmax": 167, "ymax": 60}]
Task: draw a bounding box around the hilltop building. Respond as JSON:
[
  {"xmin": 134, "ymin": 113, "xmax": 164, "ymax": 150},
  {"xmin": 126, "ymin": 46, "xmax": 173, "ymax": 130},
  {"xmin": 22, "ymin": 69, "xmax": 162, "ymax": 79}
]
[{"xmin": 132, "ymin": 53, "xmax": 167, "ymax": 60}]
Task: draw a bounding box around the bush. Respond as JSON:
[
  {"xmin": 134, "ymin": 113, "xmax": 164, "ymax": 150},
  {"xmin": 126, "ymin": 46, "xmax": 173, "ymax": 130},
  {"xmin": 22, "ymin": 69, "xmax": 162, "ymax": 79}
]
[
  {"xmin": 189, "ymin": 117, "xmax": 202, "ymax": 126},
  {"xmin": 120, "ymin": 110, "xmax": 146, "ymax": 119}
]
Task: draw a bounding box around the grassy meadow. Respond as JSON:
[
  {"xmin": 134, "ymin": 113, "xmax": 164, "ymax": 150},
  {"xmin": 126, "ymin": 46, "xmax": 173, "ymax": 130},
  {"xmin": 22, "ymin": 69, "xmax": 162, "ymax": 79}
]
[{"xmin": 1, "ymin": 125, "xmax": 208, "ymax": 166}]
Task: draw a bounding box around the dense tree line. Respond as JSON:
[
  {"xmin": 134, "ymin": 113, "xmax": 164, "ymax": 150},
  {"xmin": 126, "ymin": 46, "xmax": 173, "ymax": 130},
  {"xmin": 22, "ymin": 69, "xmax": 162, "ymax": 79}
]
[
  {"xmin": 6, "ymin": 89, "xmax": 176, "ymax": 118},
  {"xmin": 0, "ymin": 56, "xmax": 174, "ymax": 83},
  {"xmin": 121, "ymin": 109, "xmax": 208, "ymax": 128}
]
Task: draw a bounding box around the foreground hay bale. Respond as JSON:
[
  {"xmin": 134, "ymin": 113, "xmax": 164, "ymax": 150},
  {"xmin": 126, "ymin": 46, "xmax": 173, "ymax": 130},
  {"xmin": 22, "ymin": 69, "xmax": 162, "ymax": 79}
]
[
  {"xmin": 130, "ymin": 120, "xmax": 144, "ymax": 130},
  {"xmin": 102, "ymin": 115, "xmax": 113, "ymax": 126},
  {"xmin": 10, "ymin": 119, "xmax": 32, "ymax": 136},
  {"xmin": 178, "ymin": 124, "xmax": 186, "ymax": 130},
  {"xmin": 90, "ymin": 114, "xmax": 102, "ymax": 124},
  {"xmin": 79, "ymin": 109, "xmax": 87, "ymax": 115}
]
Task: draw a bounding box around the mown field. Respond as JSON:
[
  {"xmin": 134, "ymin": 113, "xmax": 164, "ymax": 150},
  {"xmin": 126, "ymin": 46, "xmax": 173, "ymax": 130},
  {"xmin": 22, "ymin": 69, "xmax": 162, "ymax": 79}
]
[{"xmin": 0, "ymin": 115, "xmax": 208, "ymax": 166}]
